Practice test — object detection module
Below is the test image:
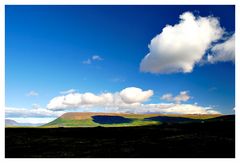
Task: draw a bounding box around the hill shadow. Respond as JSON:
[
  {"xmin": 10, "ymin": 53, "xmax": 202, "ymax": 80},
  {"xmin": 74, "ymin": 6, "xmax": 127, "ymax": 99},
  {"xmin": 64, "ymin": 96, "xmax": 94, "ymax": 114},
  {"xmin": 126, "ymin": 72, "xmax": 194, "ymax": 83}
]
[
  {"xmin": 92, "ymin": 115, "xmax": 132, "ymax": 124},
  {"xmin": 144, "ymin": 116, "xmax": 198, "ymax": 123}
]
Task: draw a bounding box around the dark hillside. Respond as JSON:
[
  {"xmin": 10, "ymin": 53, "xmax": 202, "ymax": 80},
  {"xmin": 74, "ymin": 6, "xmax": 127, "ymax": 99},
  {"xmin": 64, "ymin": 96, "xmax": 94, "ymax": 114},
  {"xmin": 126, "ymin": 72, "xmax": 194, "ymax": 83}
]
[
  {"xmin": 144, "ymin": 116, "xmax": 197, "ymax": 123},
  {"xmin": 5, "ymin": 115, "xmax": 235, "ymax": 158}
]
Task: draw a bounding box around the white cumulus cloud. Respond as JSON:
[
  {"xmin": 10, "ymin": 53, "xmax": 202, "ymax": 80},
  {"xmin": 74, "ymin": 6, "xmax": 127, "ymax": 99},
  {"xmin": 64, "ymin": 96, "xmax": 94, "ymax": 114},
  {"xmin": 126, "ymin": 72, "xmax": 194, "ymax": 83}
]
[
  {"xmin": 46, "ymin": 87, "xmax": 220, "ymax": 114},
  {"xmin": 161, "ymin": 91, "xmax": 191, "ymax": 103},
  {"xmin": 47, "ymin": 87, "xmax": 153, "ymax": 110},
  {"xmin": 208, "ymin": 34, "xmax": 235, "ymax": 63},
  {"xmin": 140, "ymin": 11, "xmax": 225, "ymax": 74},
  {"xmin": 161, "ymin": 93, "xmax": 173, "ymax": 101},
  {"xmin": 26, "ymin": 90, "xmax": 39, "ymax": 96},
  {"xmin": 119, "ymin": 87, "xmax": 153, "ymax": 104}
]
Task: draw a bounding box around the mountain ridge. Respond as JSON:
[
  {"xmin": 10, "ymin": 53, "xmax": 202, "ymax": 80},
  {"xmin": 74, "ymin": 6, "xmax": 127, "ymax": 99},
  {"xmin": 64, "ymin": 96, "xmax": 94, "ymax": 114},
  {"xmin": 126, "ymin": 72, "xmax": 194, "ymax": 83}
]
[
  {"xmin": 5, "ymin": 119, "xmax": 44, "ymax": 127},
  {"xmin": 44, "ymin": 112, "xmax": 223, "ymax": 127}
]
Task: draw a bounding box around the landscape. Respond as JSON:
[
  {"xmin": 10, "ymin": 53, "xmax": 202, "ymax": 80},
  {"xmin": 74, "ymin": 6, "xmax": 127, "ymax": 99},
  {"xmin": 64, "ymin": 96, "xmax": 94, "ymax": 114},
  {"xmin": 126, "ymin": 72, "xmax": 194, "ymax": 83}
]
[
  {"xmin": 5, "ymin": 5, "xmax": 235, "ymax": 158},
  {"xmin": 5, "ymin": 112, "xmax": 235, "ymax": 158}
]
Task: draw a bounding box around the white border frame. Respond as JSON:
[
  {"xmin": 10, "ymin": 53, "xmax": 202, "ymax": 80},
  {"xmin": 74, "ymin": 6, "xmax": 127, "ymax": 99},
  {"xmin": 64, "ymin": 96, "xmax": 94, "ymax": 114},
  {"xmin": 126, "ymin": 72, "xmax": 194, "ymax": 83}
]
[{"xmin": 0, "ymin": 0, "xmax": 239, "ymax": 162}]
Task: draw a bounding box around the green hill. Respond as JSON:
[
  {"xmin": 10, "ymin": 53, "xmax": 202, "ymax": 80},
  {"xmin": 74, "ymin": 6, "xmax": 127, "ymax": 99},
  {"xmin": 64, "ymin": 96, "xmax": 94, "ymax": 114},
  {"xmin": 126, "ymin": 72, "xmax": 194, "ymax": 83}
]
[{"xmin": 43, "ymin": 112, "xmax": 222, "ymax": 127}]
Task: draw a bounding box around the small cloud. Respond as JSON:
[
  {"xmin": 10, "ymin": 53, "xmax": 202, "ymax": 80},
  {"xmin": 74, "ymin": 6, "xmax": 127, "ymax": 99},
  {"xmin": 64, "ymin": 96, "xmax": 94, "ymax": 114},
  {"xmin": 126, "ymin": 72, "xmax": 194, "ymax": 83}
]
[
  {"xmin": 60, "ymin": 89, "xmax": 77, "ymax": 95},
  {"xmin": 92, "ymin": 55, "xmax": 103, "ymax": 61},
  {"xmin": 161, "ymin": 91, "xmax": 191, "ymax": 103},
  {"xmin": 82, "ymin": 59, "xmax": 91, "ymax": 64},
  {"xmin": 161, "ymin": 93, "xmax": 173, "ymax": 101},
  {"xmin": 82, "ymin": 55, "xmax": 103, "ymax": 64},
  {"xmin": 26, "ymin": 91, "xmax": 39, "ymax": 97}
]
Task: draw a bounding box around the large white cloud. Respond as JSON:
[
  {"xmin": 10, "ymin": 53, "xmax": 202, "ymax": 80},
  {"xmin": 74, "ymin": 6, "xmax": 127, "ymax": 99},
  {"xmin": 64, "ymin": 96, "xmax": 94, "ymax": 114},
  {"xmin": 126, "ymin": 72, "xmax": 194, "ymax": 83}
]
[
  {"xmin": 140, "ymin": 11, "xmax": 225, "ymax": 74},
  {"xmin": 119, "ymin": 87, "xmax": 153, "ymax": 104},
  {"xmin": 47, "ymin": 87, "xmax": 153, "ymax": 110},
  {"xmin": 161, "ymin": 91, "xmax": 191, "ymax": 103},
  {"xmin": 46, "ymin": 87, "xmax": 220, "ymax": 114},
  {"xmin": 208, "ymin": 34, "xmax": 235, "ymax": 63}
]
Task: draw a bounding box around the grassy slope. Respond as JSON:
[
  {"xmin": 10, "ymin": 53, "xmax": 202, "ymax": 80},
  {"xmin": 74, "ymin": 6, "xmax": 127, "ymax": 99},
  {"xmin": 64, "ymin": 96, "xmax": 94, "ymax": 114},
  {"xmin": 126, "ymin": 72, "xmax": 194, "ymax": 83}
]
[
  {"xmin": 44, "ymin": 117, "xmax": 160, "ymax": 127},
  {"xmin": 43, "ymin": 112, "xmax": 222, "ymax": 128}
]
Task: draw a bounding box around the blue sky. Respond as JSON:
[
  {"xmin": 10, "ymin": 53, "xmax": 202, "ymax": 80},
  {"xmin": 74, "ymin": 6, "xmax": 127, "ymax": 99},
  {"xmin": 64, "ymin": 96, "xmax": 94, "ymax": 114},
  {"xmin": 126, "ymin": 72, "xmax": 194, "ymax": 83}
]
[{"xmin": 5, "ymin": 5, "xmax": 235, "ymax": 122}]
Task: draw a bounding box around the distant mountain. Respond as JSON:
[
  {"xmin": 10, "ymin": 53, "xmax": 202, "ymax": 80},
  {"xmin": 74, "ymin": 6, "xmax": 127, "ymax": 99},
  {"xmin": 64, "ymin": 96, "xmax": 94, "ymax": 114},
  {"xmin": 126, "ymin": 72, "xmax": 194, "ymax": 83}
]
[
  {"xmin": 5, "ymin": 119, "xmax": 44, "ymax": 127},
  {"xmin": 5, "ymin": 119, "xmax": 19, "ymax": 126},
  {"xmin": 44, "ymin": 112, "xmax": 222, "ymax": 127}
]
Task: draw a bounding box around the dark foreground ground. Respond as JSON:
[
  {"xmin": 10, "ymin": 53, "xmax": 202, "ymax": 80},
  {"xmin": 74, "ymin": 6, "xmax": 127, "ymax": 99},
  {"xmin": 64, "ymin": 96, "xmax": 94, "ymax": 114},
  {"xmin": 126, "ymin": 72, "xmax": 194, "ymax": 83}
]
[{"xmin": 5, "ymin": 115, "xmax": 235, "ymax": 158}]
